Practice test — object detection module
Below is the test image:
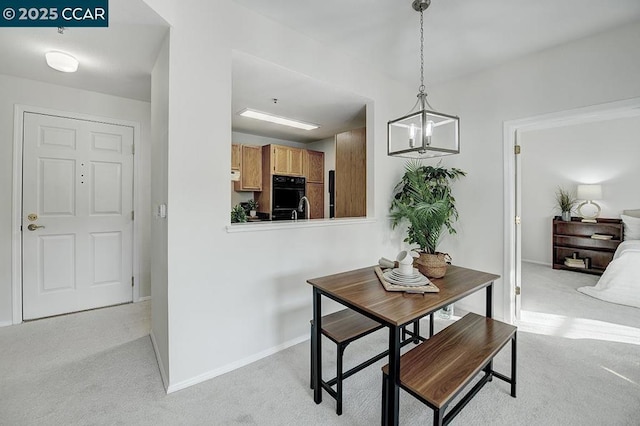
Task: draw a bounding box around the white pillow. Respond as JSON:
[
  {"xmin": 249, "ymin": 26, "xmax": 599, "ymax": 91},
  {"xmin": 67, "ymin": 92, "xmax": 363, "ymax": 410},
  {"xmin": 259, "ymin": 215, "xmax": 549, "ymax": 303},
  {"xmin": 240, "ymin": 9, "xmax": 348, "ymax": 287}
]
[
  {"xmin": 621, "ymin": 214, "xmax": 640, "ymax": 240},
  {"xmin": 623, "ymin": 209, "xmax": 640, "ymax": 218}
]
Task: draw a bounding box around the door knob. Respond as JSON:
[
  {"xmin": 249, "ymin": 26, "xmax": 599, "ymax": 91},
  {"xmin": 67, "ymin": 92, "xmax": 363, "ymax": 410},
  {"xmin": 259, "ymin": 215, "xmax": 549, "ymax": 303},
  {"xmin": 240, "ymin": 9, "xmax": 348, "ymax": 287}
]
[{"xmin": 27, "ymin": 224, "xmax": 45, "ymax": 231}]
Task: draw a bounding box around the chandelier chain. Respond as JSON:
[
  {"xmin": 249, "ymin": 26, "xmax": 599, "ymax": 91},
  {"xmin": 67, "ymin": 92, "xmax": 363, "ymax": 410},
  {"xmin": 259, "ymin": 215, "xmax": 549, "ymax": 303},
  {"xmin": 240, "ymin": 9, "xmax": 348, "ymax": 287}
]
[{"xmin": 419, "ymin": 10, "xmax": 425, "ymax": 94}]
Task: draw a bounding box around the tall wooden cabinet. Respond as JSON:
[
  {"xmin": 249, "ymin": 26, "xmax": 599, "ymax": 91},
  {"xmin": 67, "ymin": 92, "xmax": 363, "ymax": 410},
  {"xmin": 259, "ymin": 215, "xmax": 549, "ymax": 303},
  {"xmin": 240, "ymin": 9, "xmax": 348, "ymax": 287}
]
[
  {"xmin": 335, "ymin": 128, "xmax": 366, "ymax": 218},
  {"xmin": 304, "ymin": 149, "xmax": 325, "ymax": 219},
  {"xmin": 232, "ymin": 144, "xmax": 262, "ymax": 192}
]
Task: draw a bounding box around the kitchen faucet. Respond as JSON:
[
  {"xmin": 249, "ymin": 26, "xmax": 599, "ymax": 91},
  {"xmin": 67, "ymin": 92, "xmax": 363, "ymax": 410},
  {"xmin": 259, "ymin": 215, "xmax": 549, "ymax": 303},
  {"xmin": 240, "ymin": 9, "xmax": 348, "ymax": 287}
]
[{"xmin": 298, "ymin": 196, "xmax": 310, "ymax": 220}]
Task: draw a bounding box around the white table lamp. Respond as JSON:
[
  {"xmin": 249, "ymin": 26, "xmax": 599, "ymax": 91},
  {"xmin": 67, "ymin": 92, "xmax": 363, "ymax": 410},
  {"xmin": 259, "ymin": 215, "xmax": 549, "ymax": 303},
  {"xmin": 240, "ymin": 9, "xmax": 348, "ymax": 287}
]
[{"xmin": 577, "ymin": 184, "xmax": 602, "ymax": 221}]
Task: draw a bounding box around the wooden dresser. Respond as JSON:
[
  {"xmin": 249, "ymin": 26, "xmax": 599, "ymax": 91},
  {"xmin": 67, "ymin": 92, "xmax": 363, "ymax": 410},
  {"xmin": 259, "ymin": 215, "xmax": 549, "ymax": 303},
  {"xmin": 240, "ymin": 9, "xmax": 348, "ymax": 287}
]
[{"xmin": 552, "ymin": 217, "xmax": 623, "ymax": 275}]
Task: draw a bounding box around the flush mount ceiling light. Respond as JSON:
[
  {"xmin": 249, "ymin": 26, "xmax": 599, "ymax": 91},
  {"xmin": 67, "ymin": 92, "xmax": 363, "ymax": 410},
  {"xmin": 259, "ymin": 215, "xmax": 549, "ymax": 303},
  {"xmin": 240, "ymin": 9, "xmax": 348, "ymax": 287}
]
[
  {"xmin": 388, "ymin": 0, "xmax": 460, "ymax": 158},
  {"xmin": 45, "ymin": 51, "xmax": 79, "ymax": 73},
  {"xmin": 238, "ymin": 108, "xmax": 319, "ymax": 131}
]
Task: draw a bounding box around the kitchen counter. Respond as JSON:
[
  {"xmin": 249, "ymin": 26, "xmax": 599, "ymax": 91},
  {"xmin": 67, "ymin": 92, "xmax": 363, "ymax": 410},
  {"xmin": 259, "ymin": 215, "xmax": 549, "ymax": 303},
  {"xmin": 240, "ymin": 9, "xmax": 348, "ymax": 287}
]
[{"xmin": 226, "ymin": 217, "xmax": 376, "ymax": 233}]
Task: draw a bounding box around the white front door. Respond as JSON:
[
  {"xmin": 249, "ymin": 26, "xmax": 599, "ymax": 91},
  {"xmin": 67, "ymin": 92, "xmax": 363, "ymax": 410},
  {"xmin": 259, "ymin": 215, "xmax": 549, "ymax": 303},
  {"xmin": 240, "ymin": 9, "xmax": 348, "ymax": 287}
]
[{"xmin": 22, "ymin": 112, "xmax": 134, "ymax": 320}]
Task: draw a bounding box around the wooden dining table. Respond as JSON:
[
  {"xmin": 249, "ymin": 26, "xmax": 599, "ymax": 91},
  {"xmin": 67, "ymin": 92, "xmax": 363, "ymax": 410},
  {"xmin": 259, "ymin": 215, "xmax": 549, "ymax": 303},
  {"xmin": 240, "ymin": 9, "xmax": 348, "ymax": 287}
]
[{"xmin": 308, "ymin": 264, "xmax": 500, "ymax": 426}]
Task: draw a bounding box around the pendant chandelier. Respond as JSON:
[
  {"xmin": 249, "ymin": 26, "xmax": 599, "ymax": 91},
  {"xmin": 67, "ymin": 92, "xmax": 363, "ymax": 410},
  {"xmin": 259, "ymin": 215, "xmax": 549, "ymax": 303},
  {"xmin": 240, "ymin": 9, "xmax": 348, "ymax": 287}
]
[{"xmin": 388, "ymin": 0, "xmax": 460, "ymax": 158}]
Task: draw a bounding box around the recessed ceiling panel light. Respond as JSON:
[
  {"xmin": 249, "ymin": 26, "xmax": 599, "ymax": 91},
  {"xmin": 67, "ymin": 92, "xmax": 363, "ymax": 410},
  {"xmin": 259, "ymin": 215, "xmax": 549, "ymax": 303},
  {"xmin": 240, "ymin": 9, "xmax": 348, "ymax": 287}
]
[
  {"xmin": 45, "ymin": 51, "xmax": 79, "ymax": 73},
  {"xmin": 239, "ymin": 108, "xmax": 319, "ymax": 131}
]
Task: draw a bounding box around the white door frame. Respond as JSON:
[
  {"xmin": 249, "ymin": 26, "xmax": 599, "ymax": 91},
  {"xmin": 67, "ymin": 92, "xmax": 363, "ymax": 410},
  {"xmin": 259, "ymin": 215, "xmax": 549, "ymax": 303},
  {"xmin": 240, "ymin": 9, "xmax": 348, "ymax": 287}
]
[
  {"xmin": 11, "ymin": 105, "xmax": 142, "ymax": 324},
  {"xmin": 502, "ymin": 97, "xmax": 640, "ymax": 323}
]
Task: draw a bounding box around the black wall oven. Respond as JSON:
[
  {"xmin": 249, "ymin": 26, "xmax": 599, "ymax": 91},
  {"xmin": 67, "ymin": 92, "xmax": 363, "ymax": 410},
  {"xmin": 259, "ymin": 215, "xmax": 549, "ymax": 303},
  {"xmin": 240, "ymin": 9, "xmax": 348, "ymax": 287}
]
[{"xmin": 272, "ymin": 175, "xmax": 305, "ymax": 220}]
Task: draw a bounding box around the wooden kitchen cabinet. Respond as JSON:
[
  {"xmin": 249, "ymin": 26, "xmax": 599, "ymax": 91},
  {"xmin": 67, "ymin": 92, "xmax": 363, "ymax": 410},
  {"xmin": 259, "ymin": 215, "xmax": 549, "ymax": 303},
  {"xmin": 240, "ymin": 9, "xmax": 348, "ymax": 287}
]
[
  {"xmin": 335, "ymin": 127, "xmax": 366, "ymax": 218},
  {"xmin": 306, "ymin": 182, "xmax": 324, "ymax": 219},
  {"xmin": 304, "ymin": 149, "xmax": 324, "ymax": 183},
  {"xmin": 303, "ymin": 150, "xmax": 325, "ymax": 219},
  {"xmin": 233, "ymin": 144, "xmax": 262, "ymax": 192},
  {"xmin": 270, "ymin": 144, "xmax": 303, "ymax": 176},
  {"xmin": 231, "ymin": 144, "xmax": 241, "ymax": 171}
]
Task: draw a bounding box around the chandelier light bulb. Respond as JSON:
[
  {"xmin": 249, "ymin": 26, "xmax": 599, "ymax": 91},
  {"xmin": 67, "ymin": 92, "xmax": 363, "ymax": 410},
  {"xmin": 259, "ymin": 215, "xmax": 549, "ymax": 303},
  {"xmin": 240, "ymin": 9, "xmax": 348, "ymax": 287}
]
[{"xmin": 409, "ymin": 123, "xmax": 417, "ymax": 147}]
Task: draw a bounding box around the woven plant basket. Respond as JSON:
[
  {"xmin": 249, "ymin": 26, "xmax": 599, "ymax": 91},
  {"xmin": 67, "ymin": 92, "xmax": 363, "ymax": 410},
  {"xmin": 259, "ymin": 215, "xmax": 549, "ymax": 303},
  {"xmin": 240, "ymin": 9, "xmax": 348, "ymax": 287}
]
[{"xmin": 414, "ymin": 252, "xmax": 452, "ymax": 278}]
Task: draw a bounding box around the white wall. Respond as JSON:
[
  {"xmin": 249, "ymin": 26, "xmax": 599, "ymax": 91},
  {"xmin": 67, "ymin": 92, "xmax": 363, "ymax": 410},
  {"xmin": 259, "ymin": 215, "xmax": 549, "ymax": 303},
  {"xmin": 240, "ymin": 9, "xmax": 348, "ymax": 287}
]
[
  {"xmin": 141, "ymin": 0, "xmax": 640, "ymax": 391},
  {"xmin": 427, "ymin": 20, "xmax": 640, "ymax": 315},
  {"xmin": 150, "ymin": 34, "xmax": 170, "ymax": 387},
  {"xmin": 521, "ymin": 116, "xmax": 640, "ymax": 264},
  {"xmin": 142, "ymin": 0, "xmax": 412, "ymax": 391},
  {"xmin": 0, "ymin": 73, "xmax": 152, "ymax": 326}
]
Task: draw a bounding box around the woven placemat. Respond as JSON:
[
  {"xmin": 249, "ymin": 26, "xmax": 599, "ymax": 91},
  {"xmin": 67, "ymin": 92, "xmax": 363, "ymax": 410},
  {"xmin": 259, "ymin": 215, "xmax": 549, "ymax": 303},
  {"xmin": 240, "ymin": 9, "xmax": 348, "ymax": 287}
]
[{"xmin": 374, "ymin": 266, "xmax": 439, "ymax": 293}]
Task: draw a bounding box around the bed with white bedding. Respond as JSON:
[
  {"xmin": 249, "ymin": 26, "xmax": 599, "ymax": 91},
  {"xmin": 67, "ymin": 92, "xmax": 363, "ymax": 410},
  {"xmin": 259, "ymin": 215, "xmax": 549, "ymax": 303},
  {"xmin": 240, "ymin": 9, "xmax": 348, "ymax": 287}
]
[
  {"xmin": 577, "ymin": 210, "xmax": 640, "ymax": 309},
  {"xmin": 578, "ymin": 241, "xmax": 640, "ymax": 308}
]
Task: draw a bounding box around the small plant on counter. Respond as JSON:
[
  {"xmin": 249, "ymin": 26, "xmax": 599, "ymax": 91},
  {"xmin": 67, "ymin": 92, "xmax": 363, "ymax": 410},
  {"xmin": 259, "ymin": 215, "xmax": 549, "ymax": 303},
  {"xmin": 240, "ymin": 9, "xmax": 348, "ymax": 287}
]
[
  {"xmin": 246, "ymin": 199, "xmax": 259, "ymax": 218},
  {"xmin": 231, "ymin": 204, "xmax": 247, "ymax": 223}
]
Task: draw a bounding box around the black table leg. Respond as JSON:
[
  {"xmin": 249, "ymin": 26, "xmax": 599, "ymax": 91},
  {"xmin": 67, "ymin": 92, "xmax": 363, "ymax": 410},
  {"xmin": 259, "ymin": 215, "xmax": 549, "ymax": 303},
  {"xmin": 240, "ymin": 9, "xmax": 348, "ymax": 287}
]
[
  {"xmin": 384, "ymin": 326, "xmax": 401, "ymax": 426},
  {"xmin": 312, "ymin": 288, "xmax": 322, "ymax": 404},
  {"xmin": 486, "ymin": 283, "xmax": 493, "ymax": 318},
  {"xmin": 484, "ymin": 282, "xmax": 494, "ymax": 377}
]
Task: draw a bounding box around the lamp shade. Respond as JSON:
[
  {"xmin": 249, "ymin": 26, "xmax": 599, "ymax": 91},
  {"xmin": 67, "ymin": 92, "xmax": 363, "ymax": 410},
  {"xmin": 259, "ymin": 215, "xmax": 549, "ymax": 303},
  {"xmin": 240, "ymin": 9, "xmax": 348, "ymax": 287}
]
[{"xmin": 577, "ymin": 184, "xmax": 602, "ymax": 201}]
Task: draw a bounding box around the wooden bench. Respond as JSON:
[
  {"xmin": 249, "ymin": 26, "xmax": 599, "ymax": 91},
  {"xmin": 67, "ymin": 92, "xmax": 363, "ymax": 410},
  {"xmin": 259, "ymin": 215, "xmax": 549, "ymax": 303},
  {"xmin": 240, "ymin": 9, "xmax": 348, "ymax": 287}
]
[
  {"xmin": 382, "ymin": 312, "xmax": 517, "ymax": 426},
  {"xmin": 312, "ymin": 309, "xmax": 432, "ymax": 415}
]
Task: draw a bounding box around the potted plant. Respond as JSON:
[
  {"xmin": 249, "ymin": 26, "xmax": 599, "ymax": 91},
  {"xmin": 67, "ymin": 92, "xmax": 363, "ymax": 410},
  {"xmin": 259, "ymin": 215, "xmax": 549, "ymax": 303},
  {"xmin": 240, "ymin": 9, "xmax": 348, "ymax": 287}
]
[
  {"xmin": 390, "ymin": 160, "xmax": 466, "ymax": 278},
  {"xmin": 246, "ymin": 199, "xmax": 258, "ymax": 218},
  {"xmin": 555, "ymin": 187, "xmax": 576, "ymax": 221},
  {"xmin": 231, "ymin": 204, "xmax": 247, "ymax": 223}
]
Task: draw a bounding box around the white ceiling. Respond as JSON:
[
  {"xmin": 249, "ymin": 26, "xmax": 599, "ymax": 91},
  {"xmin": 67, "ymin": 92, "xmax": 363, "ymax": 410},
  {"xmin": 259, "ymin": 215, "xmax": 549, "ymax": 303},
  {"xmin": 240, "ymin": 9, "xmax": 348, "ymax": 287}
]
[
  {"xmin": 234, "ymin": 0, "xmax": 640, "ymax": 88},
  {"xmin": 3, "ymin": 1, "xmax": 639, "ymax": 142},
  {"xmin": 0, "ymin": 0, "xmax": 169, "ymax": 101},
  {"xmin": 232, "ymin": 52, "xmax": 367, "ymax": 142}
]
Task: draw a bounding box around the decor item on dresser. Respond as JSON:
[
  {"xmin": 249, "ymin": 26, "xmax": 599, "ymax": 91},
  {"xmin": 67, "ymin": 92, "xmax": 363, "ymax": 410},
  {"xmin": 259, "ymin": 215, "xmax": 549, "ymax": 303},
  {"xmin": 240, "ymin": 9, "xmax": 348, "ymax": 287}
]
[
  {"xmin": 230, "ymin": 204, "xmax": 247, "ymax": 223},
  {"xmin": 554, "ymin": 186, "xmax": 577, "ymax": 221},
  {"xmin": 576, "ymin": 184, "xmax": 603, "ymax": 222},
  {"xmin": 387, "ymin": 0, "xmax": 459, "ymax": 158},
  {"xmin": 577, "ymin": 209, "xmax": 640, "ymax": 308},
  {"xmin": 390, "ymin": 160, "xmax": 465, "ymax": 277}
]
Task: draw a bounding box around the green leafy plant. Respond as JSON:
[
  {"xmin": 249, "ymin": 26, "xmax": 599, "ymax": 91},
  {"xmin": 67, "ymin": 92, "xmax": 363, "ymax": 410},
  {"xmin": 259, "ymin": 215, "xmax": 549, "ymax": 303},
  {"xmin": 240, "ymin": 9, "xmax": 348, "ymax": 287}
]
[
  {"xmin": 231, "ymin": 204, "xmax": 247, "ymax": 223},
  {"xmin": 246, "ymin": 199, "xmax": 258, "ymax": 211},
  {"xmin": 390, "ymin": 160, "xmax": 466, "ymax": 254},
  {"xmin": 555, "ymin": 187, "xmax": 576, "ymax": 212}
]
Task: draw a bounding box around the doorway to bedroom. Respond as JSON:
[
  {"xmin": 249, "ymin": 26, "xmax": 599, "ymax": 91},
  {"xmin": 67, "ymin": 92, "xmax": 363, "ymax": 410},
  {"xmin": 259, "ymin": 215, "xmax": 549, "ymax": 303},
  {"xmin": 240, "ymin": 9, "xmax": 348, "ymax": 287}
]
[{"xmin": 504, "ymin": 97, "xmax": 640, "ymax": 323}]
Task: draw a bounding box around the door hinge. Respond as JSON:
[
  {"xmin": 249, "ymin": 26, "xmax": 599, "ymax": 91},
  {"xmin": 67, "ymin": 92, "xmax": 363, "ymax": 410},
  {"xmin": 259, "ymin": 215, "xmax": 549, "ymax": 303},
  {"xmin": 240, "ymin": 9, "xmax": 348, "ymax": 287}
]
[
  {"xmin": 131, "ymin": 210, "xmax": 134, "ymax": 220},
  {"xmin": 132, "ymin": 144, "xmax": 135, "ymax": 155},
  {"xmin": 514, "ymin": 144, "xmax": 521, "ymax": 155},
  {"xmin": 515, "ymin": 216, "xmax": 521, "ymax": 225},
  {"xmin": 515, "ymin": 286, "xmax": 521, "ymax": 296},
  {"xmin": 131, "ymin": 276, "xmax": 134, "ymax": 287}
]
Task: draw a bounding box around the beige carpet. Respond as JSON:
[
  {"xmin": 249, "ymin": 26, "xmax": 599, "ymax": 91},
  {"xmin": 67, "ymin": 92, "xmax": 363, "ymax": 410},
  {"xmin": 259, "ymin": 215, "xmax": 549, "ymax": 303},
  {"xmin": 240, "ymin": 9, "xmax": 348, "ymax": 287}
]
[{"xmin": 0, "ymin": 263, "xmax": 639, "ymax": 425}]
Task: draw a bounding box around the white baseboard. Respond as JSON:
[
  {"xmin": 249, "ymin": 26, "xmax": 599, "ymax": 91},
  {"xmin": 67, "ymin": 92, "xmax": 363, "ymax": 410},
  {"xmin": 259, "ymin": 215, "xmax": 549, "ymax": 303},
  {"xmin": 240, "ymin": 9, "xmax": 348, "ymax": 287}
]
[
  {"xmin": 137, "ymin": 296, "xmax": 151, "ymax": 302},
  {"xmin": 149, "ymin": 331, "xmax": 169, "ymax": 392},
  {"xmin": 0, "ymin": 320, "xmax": 13, "ymax": 328},
  {"xmin": 522, "ymin": 259, "xmax": 551, "ymax": 267},
  {"xmin": 166, "ymin": 333, "xmax": 309, "ymax": 394}
]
